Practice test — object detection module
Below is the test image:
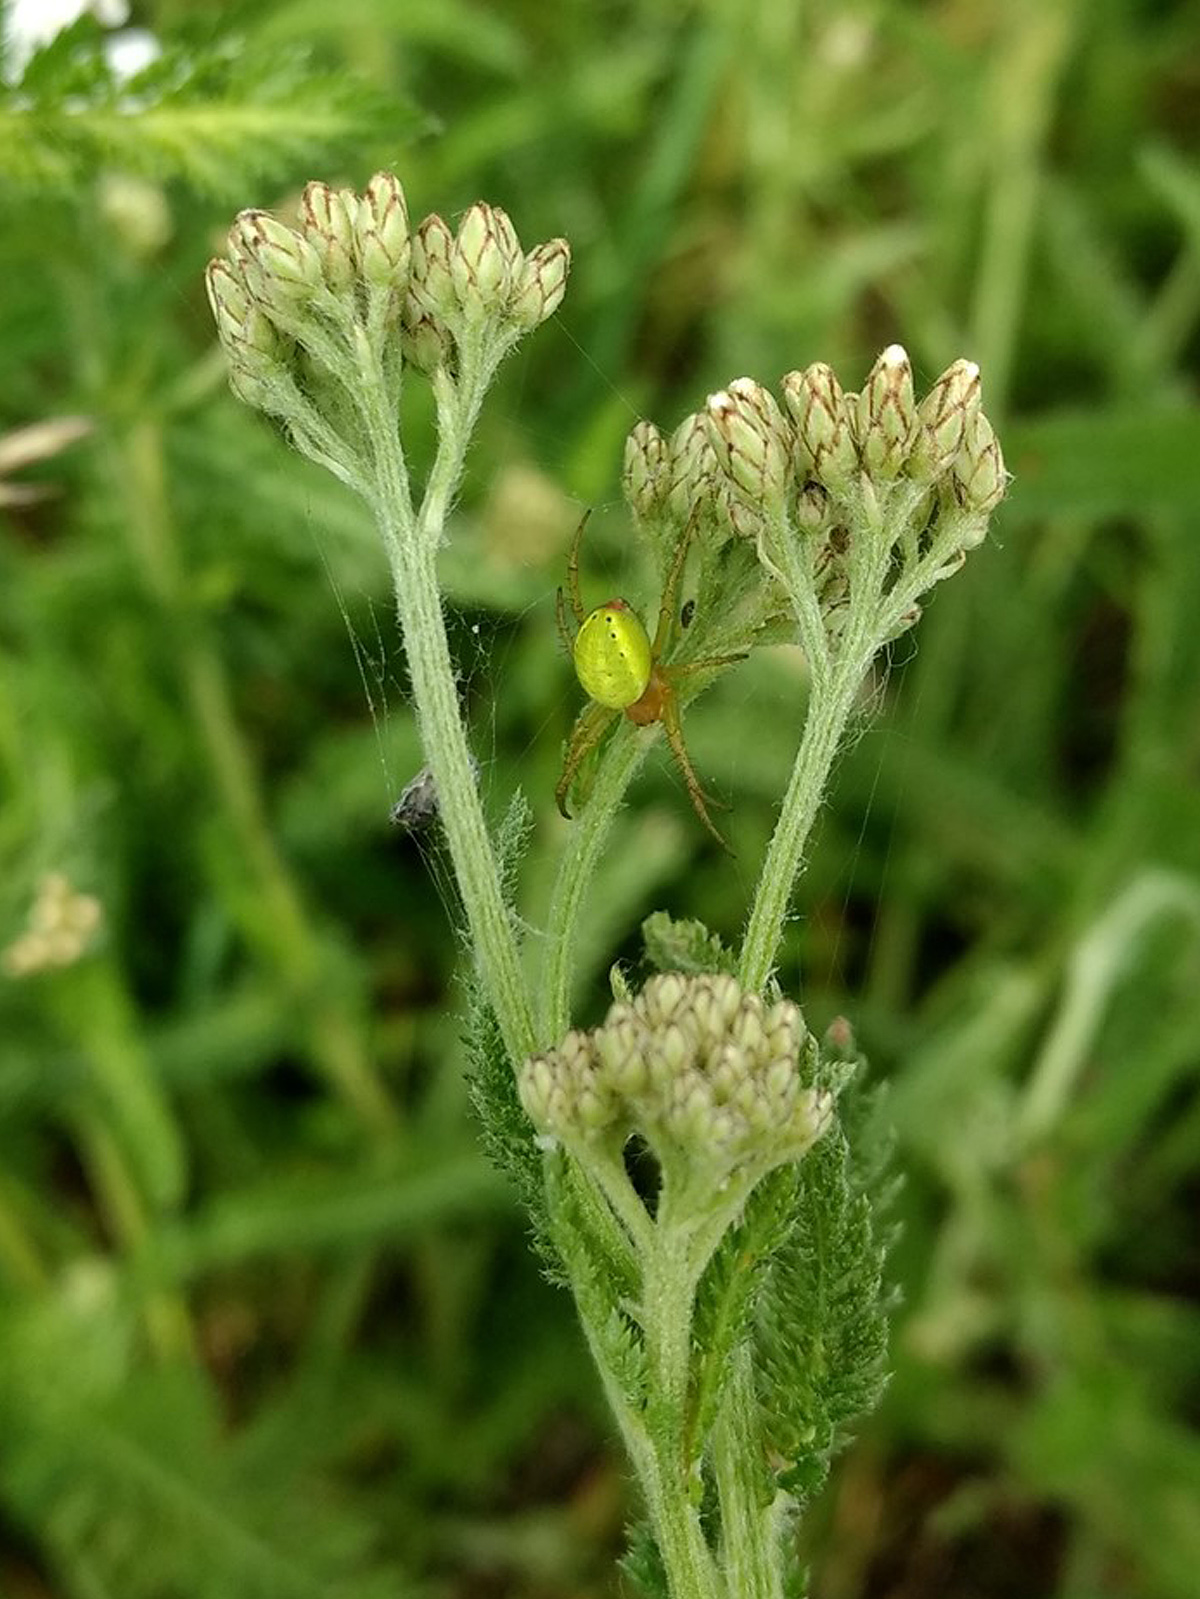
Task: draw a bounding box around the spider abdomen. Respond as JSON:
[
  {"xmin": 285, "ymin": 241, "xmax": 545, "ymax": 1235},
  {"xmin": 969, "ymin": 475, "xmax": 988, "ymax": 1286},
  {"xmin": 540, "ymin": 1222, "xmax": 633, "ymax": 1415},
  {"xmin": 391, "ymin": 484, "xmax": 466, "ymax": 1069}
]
[{"xmin": 574, "ymin": 599, "xmax": 653, "ymax": 710}]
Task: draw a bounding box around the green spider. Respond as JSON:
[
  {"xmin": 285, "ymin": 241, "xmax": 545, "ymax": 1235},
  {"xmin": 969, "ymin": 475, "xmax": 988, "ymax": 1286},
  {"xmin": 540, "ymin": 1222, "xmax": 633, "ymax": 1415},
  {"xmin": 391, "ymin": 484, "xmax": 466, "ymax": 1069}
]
[{"xmin": 554, "ymin": 512, "xmax": 746, "ymax": 847}]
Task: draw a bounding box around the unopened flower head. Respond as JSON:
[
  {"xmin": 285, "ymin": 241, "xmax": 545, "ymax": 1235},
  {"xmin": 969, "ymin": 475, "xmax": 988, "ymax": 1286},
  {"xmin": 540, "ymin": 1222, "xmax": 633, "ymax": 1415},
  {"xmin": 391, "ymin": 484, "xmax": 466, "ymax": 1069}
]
[
  {"xmin": 854, "ymin": 344, "xmax": 916, "ymax": 480},
  {"xmin": 451, "ymin": 202, "xmax": 522, "ymax": 317},
  {"xmin": 794, "ymin": 480, "xmax": 829, "ymax": 533},
  {"xmin": 907, "ymin": 358, "xmax": 981, "ymax": 482},
  {"xmin": 519, "ymin": 973, "xmax": 832, "ymax": 1182},
  {"xmin": 623, "ymin": 419, "xmax": 670, "ymax": 521},
  {"xmin": 509, "ymin": 239, "xmax": 571, "ymax": 331},
  {"xmin": 400, "ymin": 300, "xmax": 453, "ymax": 375},
  {"xmin": 299, "ymin": 181, "xmax": 359, "ymax": 292},
  {"xmin": 205, "ymin": 259, "xmax": 290, "ymax": 412},
  {"xmin": 953, "ymin": 407, "xmax": 1007, "ymax": 514},
  {"xmin": 408, "ymin": 213, "xmax": 457, "ymax": 321},
  {"xmin": 667, "ymin": 412, "xmax": 722, "ymax": 521},
  {"xmin": 705, "ymin": 377, "xmax": 791, "ymax": 515},
  {"xmin": 356, "ymin": 171, "xmax": 411, "ymax": 290},
  {"xmin": 206, "ymin": 260, "xmax": 275, "ymax": 356},
  {"xmin": 784, "ymin": 363, "xmax": 859, "ymax": 490},
  {"xmin": 227, "ymin": 209, "xmax": 324, "ymax": 306},
  {"xmin": 410, "ymin": 207, "xmax": 568, "ymax": 339},
  {"xmin": 98, "ymin": 172, "xmax": 171, "ymax": 260},
  {"xmin": 780, "ymin": 369, "xmax": 815, "ymax": 483}
]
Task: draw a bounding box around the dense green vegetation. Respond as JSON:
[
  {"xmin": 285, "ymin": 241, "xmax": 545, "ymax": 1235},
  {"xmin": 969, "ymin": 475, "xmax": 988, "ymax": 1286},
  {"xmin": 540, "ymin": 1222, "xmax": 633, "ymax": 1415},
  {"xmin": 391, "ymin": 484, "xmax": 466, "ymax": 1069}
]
[{"xmin": 2, "ymin": 1, "xmax": 1199, "ymax": 1595}]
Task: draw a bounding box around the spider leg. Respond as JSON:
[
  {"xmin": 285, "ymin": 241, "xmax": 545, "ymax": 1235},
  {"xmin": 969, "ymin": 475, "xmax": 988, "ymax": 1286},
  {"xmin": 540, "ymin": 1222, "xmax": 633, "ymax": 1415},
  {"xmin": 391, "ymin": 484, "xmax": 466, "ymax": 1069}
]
[
  {"xmin": 566, "ymin": 509, "xmax": 592, "ymax": 626},
  {"xmin": 651, "ymin": 504, "xmax": 703, "ymax": 657},
  {"xmin": 660, "ymin": 693, "xmax": 731, "ymax": 850},
  {"xmin": 556, "ymin": 700, "xmax": 619, "ymax": 819},
  {"xmin": 555, "ymin": 586, "xmax": 576, "ymax": 658}
]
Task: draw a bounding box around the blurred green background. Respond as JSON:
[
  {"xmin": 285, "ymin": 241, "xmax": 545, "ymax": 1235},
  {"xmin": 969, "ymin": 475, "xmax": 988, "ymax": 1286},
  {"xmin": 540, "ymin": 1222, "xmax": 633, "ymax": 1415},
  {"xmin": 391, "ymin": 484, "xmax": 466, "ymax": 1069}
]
[{"xmin": 2, "ymin": 0, "xmax": 1199, "ymax": 1594}]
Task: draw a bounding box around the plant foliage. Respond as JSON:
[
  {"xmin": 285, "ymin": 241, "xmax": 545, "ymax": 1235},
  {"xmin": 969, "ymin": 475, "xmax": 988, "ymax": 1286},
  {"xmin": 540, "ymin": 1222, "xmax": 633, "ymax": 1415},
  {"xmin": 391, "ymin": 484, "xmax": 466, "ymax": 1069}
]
[{"xmin": 0, "ymin": 14, "xmax": 404, "ymax": 196}]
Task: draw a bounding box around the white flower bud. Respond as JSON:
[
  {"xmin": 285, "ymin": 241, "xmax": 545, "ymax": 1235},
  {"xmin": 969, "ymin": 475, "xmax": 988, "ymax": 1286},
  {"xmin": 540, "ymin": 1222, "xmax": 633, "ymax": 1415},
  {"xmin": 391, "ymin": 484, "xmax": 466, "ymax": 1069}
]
[
  {"xmin": 667, "ymin": 412, "xmax": 721, "ymax": 520},
  {"xmin": 357, "ymin": 171, "xmax": 411, "ymax": 289},
  {"xmin": 789, "ymin": 363, "xmax": 858, "ymax": 489},
  {"xmin": 205, "ymin": 259, "xmax": 291, "ymax": 412},
  {"xmin": 509, "ymin": 239, "xmax": 570, "ymax": 330},
  {"xmin": 520, "ymin": 974, "xmax": 828, "ymax": 1184},
  {"xmin": 228, "ymin": 210, "xmax": 324, "ymax": 304},
  {"xmin": 452, "ymin": 202, "xmax": 522, "ymax": 315},
  {"xmin": 954, "ymin": 408, "xmax": 1007, "ymax": 512},
  {"xmin": 854, "ymin": 344, "xmax": 916, "ymax": 480},
  {"xmin": 300, "ymin": 181, "xmax": 359, "ymax": 292},
  {"xmin": 3, "ymin": 873, "xmax": 103, "ymax": 977},
  {"xmin": 409, "ymin": 214, "xmax": 457, "ymax": 320},
  {"xmin": 400, "ymin": 298, "xmax": 452, "ymax": 374},
  {"xmin": 623, "ymin": 419, "xmax": 670, "ymax": 520},
  {"xmin": 705, "ymin": 377, "xmax": 791, "ymax": 514},
  {"xmin": 908, "ymin": 358, "xmax": 981, "ymax": 482}
]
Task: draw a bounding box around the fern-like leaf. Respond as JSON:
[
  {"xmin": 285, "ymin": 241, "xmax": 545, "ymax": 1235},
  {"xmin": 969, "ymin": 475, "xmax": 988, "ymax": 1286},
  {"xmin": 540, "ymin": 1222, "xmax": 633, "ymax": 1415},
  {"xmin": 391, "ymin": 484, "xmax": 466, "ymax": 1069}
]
[
  {"xmin": 0, "ymin": 16, "xmax": 407, "ymax": 196},
  {"xmin": 542, "ymin": 1151, "xmax": 644, "ymax": 1401},
  {"xmin": 464, "ymin": 786, "xmax": 556, "ymax": 1254},
  {"xmin": 463, "ymin": 978, "xmax": 557, "ymax": 1273},
  {"xmin": 688, "ymin": 1164, "xmax": 798, "ymax": 1459},
  {"xmin": 641, "ymin": 910, "xmax": 736, "ymax": 977},
  {"xmin": 619, "ymin": 1518, "xmax": 670, "ymax": 1599},
  {"xmin": 754, "ymin": 1063, "xmax": 894, "ymax": 1505}
]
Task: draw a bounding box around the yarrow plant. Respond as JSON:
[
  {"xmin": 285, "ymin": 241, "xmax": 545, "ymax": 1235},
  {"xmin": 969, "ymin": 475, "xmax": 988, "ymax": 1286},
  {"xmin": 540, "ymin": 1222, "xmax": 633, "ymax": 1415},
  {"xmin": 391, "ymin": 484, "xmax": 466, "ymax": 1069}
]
[{"xmin": 206, "ymin": 172, "xmax": 1006, "ymax": 1597}]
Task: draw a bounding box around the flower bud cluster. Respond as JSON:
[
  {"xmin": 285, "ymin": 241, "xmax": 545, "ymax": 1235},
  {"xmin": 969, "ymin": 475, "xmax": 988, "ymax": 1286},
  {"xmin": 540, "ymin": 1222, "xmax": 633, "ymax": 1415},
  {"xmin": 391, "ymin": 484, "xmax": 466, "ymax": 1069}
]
[
  {"xmin": 403, "ymin": 204, "xmax": 569, "ymax": 371},
  {"xmin": 3, "ymin": 873, "xmax": 102, "ymax": 979},
  {"xmin": 622, "ymin": 350, "xmax": 1004, "ymax": 582},
  {"xmin": 779, "ymin": 347, "xmax": 1006, "ymax": 517},
  {"xmin": 206, "ymin": 174, "xmax": 570, "ymax": 407},
  {"xmin": 520, "ymin": 973, "xmax": 833, "ymax": 1182},
  {"xmin": 619, "ymin": 407, "xmax": 758, "ymax": 541},
  {"xmin": 783, "ymin": 350, "xmax": 1003, "ymax": 637}
]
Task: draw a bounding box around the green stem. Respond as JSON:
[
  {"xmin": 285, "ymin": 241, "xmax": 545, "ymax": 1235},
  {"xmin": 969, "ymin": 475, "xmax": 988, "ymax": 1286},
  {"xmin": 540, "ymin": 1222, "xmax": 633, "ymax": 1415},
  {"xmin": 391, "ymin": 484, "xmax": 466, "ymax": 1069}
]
[
  {"xmin": 538, "ymin": 718, "xmax": 647, "ymax": 1045},
  {"xmin": 577, "ymin": 1141, "xmax": 656, "ymax": 1259},
  {"xmin": 640, "ymin": 1205, "xmax": 723, "ymax": 1599},
  {"xmin": 738, "ymin": 647, "xmax": 865, "ymax": 993},
  {"xmin": 646, "ymin": 1465, "xmax": 723, "ymax": 1599},
  {"xmin": 740, "ymin": 489, "xmax": 900, "ymax": 993},
  {"xmin": 712, "ymin": 1347, "xmax": 786, "ymax": 1599},
  {"xmin": 761, "ymin": 520, "xmax": 831, "ymax": 696},
  {"xmin": 358, "ymin": 343, "xmax": 536, "ymax": 1065}
]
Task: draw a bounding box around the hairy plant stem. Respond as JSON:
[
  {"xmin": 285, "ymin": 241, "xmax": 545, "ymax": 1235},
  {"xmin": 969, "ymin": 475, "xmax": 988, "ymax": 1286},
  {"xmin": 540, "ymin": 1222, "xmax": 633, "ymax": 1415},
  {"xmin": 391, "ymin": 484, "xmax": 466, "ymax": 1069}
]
[
  {"xmin": 538, "ymin": 718, "xmax": 647, "ymax": 1046},
  {"xmin": 738, "ymin": 650, "xmax": 866, "ymax": 993},
  {"xmin": 356, "ymin": 336, "xmax": 536, "ymax": 1065},
  {"xmin": 712, "ymin": 1347, "xmax": 787, "ymax": 1598},
  {"xmin": 740, "ymin": 496, "xmax": 896, "ymax": 993},
  {"xmin": 640, "ymin": 1200, "xmax": 723, "ymax": 1599},
  {"xmin": 567, "ymin": 1164, "xmax": 758, "ymax": 1598}
]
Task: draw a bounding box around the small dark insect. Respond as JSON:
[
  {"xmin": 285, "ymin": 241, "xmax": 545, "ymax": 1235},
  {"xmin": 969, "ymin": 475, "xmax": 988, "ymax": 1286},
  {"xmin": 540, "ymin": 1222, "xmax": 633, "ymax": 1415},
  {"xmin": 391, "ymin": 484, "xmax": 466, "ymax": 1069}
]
[
  {"xmin": 680, "ymin": 598, "xmax": 696, "ymax": 629},
  {"xmin": 389, "ymin": 754, "xmax": 480, "ymax": 832},
  {"xmin": 389, "ymin": 766, "xmax": 440, "ymax": 832}
]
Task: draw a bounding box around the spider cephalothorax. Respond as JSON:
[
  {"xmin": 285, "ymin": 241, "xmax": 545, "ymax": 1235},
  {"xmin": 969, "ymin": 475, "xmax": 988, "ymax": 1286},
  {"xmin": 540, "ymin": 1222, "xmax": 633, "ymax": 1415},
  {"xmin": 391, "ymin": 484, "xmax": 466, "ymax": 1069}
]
[{"xmin": 554, "ymin": 513, "xmax": 745, "ymax": 847}]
